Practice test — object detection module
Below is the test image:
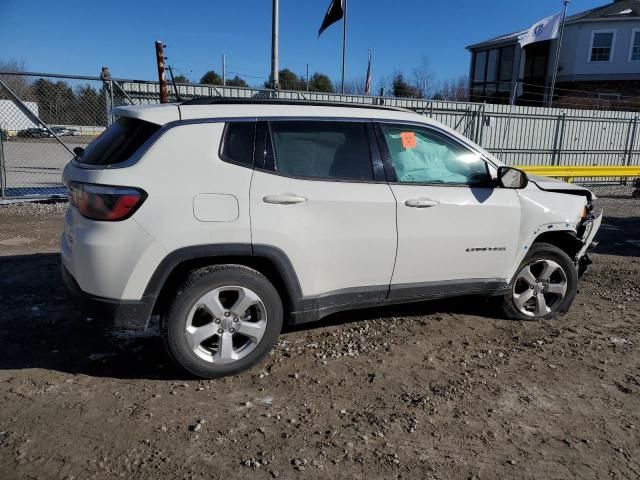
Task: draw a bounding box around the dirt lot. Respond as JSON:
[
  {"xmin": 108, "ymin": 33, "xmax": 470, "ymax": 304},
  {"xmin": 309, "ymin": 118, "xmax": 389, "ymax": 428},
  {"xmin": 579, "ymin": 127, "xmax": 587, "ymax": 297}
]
[{"xmin": 0, "ymin": 188, "xmax": 639, "ymax": 480}]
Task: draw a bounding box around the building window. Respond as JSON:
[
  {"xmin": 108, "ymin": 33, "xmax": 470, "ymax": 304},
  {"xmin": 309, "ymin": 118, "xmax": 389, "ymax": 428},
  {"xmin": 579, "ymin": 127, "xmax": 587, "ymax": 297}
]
[
  {"xmin": 499, "ymin": 47, "xmax": 515, "ymax": 81},
  {"xmin": 590, "ymin": 30, "xmax": 616, "ymax": 62},
  {"xmin": 473, "ymin": 51, "xmax": 487, "ymax": 82},
  {"xmin": 631, "ymin": 29, "xmax": 640, "ymax": 61},
  {"xmin": 471, "ymin": 45, "xmax": 515, "ymax": 103}
]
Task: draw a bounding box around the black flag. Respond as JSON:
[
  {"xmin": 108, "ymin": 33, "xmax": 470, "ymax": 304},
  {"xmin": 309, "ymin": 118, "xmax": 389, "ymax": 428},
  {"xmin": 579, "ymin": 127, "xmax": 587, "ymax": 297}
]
[{"xmin": 318, "ymin": 0, "xmax": 345, "ymax": 36}]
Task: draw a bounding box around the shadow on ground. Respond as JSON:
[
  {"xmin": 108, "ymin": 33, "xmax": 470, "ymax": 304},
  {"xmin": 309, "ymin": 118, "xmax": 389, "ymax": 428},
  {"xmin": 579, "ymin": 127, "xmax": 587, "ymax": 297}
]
[
  {"xmin": 0, "ymin": 253, "xmax": 502, "ymax": 380},
  {"xmin": 592, "ymin": 216, "xmax": 640, "ymax": 257},
  {"xmin": 0, "ymin": 253, "xmax": 184, "ymax": 380},
  {"xmin": 0, "ymin": 213, "xmax": 637, "ymax": 380}
]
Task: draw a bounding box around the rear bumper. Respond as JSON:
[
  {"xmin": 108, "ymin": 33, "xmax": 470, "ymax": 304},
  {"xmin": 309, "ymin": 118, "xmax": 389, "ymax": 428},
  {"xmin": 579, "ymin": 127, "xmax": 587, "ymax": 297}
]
[{"xmin": 62, "ymin": 264, "xmax": 156, "ymax": 331}]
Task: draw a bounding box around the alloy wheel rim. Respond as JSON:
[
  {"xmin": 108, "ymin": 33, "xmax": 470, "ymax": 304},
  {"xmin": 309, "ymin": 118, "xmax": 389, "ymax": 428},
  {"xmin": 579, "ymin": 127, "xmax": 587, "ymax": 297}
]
[
  {"xmin": 185, "ymin": 286, "xmax": 267, "ymax": 364},
  {"xmin": 512, "ymin": 259, "xmax": 568, "ymax": 317}
]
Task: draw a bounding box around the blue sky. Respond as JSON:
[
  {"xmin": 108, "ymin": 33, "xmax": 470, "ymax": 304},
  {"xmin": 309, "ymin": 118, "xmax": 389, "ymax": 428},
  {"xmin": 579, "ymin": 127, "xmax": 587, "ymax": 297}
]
[{"xmin": 1, "ymin": 0, "xmax": 606, "ymax": 88}]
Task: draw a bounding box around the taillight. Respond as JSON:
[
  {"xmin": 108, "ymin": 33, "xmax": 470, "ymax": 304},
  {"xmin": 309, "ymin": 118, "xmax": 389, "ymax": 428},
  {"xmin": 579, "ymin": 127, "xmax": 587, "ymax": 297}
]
[{"xmin": 68, "ymin": 182, "xmax": 147, "ymax": 221}]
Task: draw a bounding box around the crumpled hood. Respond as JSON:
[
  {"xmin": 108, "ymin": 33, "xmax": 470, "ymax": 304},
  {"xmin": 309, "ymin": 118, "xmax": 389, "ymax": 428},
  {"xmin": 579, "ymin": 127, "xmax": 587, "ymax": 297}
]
[{"xmin": 527, "ymin": 174, "xmax": 595, "ymax": 200}]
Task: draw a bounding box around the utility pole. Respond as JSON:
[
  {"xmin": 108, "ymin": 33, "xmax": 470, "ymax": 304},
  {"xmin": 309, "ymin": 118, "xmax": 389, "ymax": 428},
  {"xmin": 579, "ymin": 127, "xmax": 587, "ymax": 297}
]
[
  {"xmin": 306, "ymin": 64, "xmax": 310, "ymax": 91},
  {"xmin": 155, "ymin": 41, "xmax": 169, "ymax": 104},
  {"xmin": 549, "ymin": 0, "xmax": 570, "ymax": 108},
  {"xmin": 341, "ymin": 0, "xmax": 348, "ymax": 94},
  {"xmin": 271, "ymin": 0, "xmax": 279, "ymax": 89},
  {"xmin": 222, "ymin": 54, "xmax": 227, "ymax": 86}
]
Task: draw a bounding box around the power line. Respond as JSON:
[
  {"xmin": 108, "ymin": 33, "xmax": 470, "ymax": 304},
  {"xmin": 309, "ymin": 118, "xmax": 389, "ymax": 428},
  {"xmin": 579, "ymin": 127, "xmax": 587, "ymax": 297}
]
[{"xmin": 227, "ymin": 70, "xmax": 269, "ymax": 81}]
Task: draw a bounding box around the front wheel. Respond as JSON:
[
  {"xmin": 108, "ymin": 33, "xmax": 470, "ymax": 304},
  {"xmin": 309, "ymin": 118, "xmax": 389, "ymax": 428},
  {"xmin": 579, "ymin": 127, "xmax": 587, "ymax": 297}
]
[
  {"xmin": 501, "ymin": 242, "xmax": 578, "ymax": 321},
  {"xmin": 162, "ymin": 265, "xmax": 283, "ymax": 379}
]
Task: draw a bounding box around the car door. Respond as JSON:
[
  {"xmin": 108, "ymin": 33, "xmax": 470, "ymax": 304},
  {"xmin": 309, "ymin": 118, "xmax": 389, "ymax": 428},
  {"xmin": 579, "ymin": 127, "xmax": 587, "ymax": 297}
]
[
  {"xmin": 375, "ymin": 122, "xmax": 521, "ymax": 299},
  {"xmin": 250, "ymin": 120, "xmax": 397, "ymax": 305}
]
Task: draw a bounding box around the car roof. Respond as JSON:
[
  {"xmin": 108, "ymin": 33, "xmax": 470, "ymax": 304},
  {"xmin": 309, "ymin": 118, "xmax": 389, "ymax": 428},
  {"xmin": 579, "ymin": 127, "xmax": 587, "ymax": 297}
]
[
  {"xmin": 113, "ymin": 100, "xmax": 435, "ymax": 127},
  {"xmin": 112, "ymin": 101, "xmax": 504, "ymax": 167}
]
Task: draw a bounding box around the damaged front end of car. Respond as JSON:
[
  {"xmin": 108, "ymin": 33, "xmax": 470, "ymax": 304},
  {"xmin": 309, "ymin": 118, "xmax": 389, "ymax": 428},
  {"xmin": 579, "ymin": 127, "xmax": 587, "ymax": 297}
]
[{"xmin": 528, "ymin": 174, "xmax": 603, "ymax": 276}]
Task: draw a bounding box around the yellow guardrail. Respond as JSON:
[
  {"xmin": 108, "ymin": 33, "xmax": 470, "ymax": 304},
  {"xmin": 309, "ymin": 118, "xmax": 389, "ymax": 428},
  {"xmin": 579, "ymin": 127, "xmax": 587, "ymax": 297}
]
[{"xmin": 518, "ymin": 165, "xmax": 640, "ymax": 182}]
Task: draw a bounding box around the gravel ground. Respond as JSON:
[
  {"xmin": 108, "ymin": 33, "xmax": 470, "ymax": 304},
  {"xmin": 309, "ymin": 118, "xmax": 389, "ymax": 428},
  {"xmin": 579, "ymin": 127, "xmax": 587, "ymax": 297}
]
[
  {"xmin": 0, "ymin": 186, "xmax": 638, "ymax": 479},
  {"xmin": 0, "ymin": 200, "xmax": 68, "ymax": 218}
]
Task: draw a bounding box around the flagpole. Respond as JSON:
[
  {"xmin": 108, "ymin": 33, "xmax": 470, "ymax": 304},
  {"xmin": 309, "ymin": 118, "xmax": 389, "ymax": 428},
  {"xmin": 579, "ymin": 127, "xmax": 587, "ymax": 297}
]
[
  {"xmin": 341, "ymin": 0, "xmax": 347, "ymax": 94},
  {"xmin": 367, "ymin": 49, "xmax": 372, "ymax": 95},
  {"xmin": 271, "ymin": 0, "xmax": 279, "ymax": 89},
  {"xmin": 549, "ymin": 0, "xmax": 570, "ymax": 107}
]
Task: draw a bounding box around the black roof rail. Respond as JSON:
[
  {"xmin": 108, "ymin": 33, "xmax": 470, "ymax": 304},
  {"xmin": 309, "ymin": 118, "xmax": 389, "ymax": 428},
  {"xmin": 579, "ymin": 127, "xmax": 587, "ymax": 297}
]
[{"xmin": 180, "ymin": 96, "xmax": 411, "ymax": 113}]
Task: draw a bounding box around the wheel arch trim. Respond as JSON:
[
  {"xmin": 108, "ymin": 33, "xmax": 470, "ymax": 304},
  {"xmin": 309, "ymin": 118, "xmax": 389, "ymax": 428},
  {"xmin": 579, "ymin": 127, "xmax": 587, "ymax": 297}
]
[
  {"xmin": 510, "ymin": 224, "xmax": 580, "ymax": 279},
  {"xmin": 143, "ymin": 243, "xmax": 304, "ymax": 313}
]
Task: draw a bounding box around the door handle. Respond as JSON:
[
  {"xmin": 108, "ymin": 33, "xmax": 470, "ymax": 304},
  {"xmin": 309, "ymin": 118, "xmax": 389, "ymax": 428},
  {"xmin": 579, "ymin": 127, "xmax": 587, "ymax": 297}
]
[
  {"xmin": 263, "ymin": 194, "xmax": 308, "ymax": 205},
  {"xmin": 404, "ymin": 198, "xmax": 439, "ymax": 209}
]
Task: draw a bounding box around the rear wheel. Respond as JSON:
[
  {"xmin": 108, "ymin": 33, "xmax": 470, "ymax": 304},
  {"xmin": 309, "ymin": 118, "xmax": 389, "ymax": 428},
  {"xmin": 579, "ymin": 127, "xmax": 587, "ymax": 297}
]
[
  {"xmin": 501, "ymin": 243, "xmax": 578, "ymax": 321},
  {"xmin": 162, "ymin": 265, "xmax": 283, "ymax": 378}
]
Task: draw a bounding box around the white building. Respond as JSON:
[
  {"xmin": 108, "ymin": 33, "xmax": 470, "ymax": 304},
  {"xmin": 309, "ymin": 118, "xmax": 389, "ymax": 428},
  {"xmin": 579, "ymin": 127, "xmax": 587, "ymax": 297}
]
[{"xmin": 0, "ymin": 99, "xmax": 39, "ymax": 132}]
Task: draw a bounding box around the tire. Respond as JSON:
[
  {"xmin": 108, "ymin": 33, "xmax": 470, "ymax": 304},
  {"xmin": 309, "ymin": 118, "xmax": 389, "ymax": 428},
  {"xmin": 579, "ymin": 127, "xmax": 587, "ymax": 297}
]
[
  {"xmin": 501, "ymin": 242, "xmax": 578, "ymax": 321},
  {"xmin": 162, "ymin": 265, "xmax": 283, "ymax": 379}
]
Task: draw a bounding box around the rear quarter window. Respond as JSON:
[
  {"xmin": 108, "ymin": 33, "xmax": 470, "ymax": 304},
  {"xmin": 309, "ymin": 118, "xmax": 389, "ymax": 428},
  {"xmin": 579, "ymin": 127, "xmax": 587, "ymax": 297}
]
[
  {"xmin": 75, "ymin": 117, "xmax": 160, "ymax": 166},
  {"xmin": 219, "ymin": 122, "xmax": 256, "ymax": 167}
]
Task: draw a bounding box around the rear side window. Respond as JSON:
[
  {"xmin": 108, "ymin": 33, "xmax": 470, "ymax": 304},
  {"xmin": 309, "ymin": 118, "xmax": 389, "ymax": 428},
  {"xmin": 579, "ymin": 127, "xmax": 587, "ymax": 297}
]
[
  {"xmin": 220, "ymin": 122, "xmax": 256, "ymax": 167},
  {"xmin": 269, "ymin": 121, "xmax": 373, "ymax": 181},
  {"xmin": 76, "ymin": 117, "xmax": 160, "ymax": 166}
]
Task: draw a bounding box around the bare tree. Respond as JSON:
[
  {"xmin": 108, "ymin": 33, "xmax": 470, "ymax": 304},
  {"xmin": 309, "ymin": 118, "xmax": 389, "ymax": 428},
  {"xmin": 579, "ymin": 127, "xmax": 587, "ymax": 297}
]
[
  {"xmin": 413, "ymin": 56, "xmax": 436, "ymax": 99},
  {"xmin": 376, "ymin": 75, "xmax": 391, "ymax": 97},
  {"xmin": 343, "ymin": 76, "xmax": 366, "ymax": 95},
  {"xmin": 0, "ymin": 58, "xmax": 30, "ymax": 99},
  {"xmin": 434, "ymin": 75, "xmax": 470, "ymax": 102}
]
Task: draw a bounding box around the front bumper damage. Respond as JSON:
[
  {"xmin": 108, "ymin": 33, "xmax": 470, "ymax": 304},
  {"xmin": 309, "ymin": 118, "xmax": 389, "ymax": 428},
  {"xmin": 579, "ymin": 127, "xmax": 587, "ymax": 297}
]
[
  {"xmin": 575, "ymin": 209, "xmax": 603, "ymax": 276},
  {"xmin": 577, "ymin": 210, "xmax": 603, "ymax": 259}
]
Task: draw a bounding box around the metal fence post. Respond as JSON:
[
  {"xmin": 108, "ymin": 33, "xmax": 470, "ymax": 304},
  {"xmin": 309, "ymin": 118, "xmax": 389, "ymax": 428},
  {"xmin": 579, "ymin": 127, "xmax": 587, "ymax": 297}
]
[
  {"xmin": 627, "ymin": 116, "xmax": 638, "ymax": 167},
  {"xmin": 552, "ymin": 112, "xmax": 566, "ymax": 166},
  {"xmin": 474, "ymin": 103, "xmax": 486, "ymax": 146},
  {"xmin": 0, "ymin": 133, "xmax": 5, "ymax": 199},
  {"xmin": 558, "ymin": 113, "xmax": 566, "ymax": 166},
  {"xmin": 109, "ymin": 80, "xmax": 115, "ymax": 125},
  {"xmin": 478, "ymin": 102, "xmax": 486, "ymax": 147}
]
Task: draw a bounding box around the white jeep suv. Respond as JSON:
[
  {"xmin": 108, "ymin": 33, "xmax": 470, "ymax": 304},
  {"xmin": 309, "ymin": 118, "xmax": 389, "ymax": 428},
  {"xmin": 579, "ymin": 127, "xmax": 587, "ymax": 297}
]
[{"xmin": 61, "ymin": 99, "xmax": 602, "ymax": 378}]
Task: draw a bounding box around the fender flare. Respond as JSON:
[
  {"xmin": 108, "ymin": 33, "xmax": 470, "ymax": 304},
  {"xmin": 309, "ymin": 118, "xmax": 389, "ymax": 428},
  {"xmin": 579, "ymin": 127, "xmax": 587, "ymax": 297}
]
[
  {"xmin": 509, "ymin": 223, "xmax": 581, "ymax": 279},
  {"xmin": 142, "ymin": 243, "xmax": 304, "ymax": 310}
]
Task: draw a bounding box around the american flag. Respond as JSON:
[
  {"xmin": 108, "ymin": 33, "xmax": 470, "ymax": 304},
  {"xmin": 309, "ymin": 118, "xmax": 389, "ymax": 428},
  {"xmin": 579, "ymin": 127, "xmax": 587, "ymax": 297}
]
[{"xmin": 364, "ymin": 51, "xmax": 372, "ymax": 96}]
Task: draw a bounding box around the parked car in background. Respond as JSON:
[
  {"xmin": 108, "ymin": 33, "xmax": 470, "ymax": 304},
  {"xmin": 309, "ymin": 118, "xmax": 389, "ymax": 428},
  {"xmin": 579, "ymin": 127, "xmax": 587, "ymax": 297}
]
[
  {"xmin": 51, "ymin": 127, "xmax": 68, "ymax": 136},
  {"xmin": 51, "ymin": 126, "xmax": 80, "ymax": 136},
  {"xmin": 17, "ymin": 127, "xmax": 54, "ymax": 138},
  {"xmin": 61, "ymin": 99, "xmax": 602, "ymax": 379}
]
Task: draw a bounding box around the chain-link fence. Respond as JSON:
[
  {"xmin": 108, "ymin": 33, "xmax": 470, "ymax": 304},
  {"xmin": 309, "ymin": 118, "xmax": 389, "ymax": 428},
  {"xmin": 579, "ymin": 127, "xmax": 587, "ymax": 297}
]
[{"xmin": 0, "ymin": 70, "xmax": 639, "ymax": 199}]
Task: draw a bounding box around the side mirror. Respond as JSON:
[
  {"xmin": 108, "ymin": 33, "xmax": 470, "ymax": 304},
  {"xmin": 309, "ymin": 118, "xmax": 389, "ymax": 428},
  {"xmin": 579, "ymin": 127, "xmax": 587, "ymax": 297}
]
[
  {"xmin": 497, "ymin": 166, "xmax": 528, "ymax": 189},
  {"xmin": 73, "ymin": 146, "xmax": 84, "ymax": 157}
]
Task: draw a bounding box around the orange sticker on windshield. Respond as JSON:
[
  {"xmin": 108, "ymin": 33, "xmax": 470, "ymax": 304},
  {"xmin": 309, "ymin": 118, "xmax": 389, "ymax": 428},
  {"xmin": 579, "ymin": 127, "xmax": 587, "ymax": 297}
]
[{"xmin": 401, "ymin": 131, "xmax": 417, "ymax": 149}]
